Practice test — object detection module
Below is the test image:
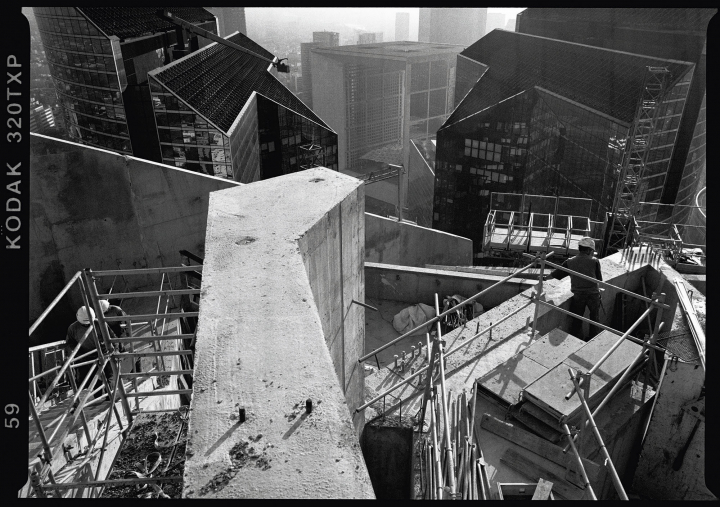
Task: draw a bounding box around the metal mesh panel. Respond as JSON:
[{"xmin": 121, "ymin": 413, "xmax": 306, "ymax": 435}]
[{"xmin": 656, "ymin": 331, "xmax": 701, "ymax": 363}]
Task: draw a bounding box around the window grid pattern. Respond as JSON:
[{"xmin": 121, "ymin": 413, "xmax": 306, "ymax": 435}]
[
  {"xmin": 34, "ymin": 7, "xmax": 132, "ymax": 154},
  {"xmin": 149, "ymin": 75, "xmax": 233, "ymax": 179},
  {"xmin": 432, "ymin": 90, "xmax": 532, "ymax": 246},
  {"xmin": 345, "ymin": 64, "xmax": 403, "ymax": 171}
]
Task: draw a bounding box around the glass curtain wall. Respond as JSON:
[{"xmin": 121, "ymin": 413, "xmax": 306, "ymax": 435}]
[
  {"xmin": 34, "ymin": 7, "xmax": 131, "ymax": 154},
  {"xmin": 433, "ymin": 90, "xmax": 533, "ymax": 249},
  {"xmin": 149, "ymin": 75, "xmax": 233, "ymax": 179},
  {"xmin": 525, "ymin": 88, "xmax": 628, "ymax": 221},
  {"xmin": 345, "ymin": 62, "xmax": 404, "ymax": 171}
]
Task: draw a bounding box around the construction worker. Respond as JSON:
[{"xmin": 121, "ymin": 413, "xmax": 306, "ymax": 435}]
[
  {"xmin": 100, "ymin": 299, "xmax": 127, "ymax": 339},
  {"xmin": 65, "ymin": 306, "xmax": 114, "ymax": 398},
  {"xmin": 551, "ymin": 237, "xmax": 603, "ymax": 341}
]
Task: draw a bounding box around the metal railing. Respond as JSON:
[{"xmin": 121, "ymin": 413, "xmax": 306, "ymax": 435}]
[
  {"xmin": 26, "ymin": 265, "xmax": 202, "ymax": 498},
  {"xmin": 360, "ymin": 249, "xmax": 672, "ymax": 500}
]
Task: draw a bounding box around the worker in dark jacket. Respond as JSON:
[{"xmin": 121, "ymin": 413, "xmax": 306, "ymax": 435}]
[
  {"xmin": 65, "ymin": 306, "xmax": 115, "ymax": 398},
  {"xmin": 100, "ymin": 299, "xmax": 127, "ymax": 351},
  {"xmin": 551, "ymin": 237, "xmax": 603, "ymax": 341}
]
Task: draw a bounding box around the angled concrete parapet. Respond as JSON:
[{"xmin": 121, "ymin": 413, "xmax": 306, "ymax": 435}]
[{"xmin": 184, "ymin": 168, "xmax": 373, "ymax": 498}]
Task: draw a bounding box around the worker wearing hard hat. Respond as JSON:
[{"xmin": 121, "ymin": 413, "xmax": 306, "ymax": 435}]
[
  {"xmin": 65, "ymin": 305, "xmax": 116, "ymax": 398},
  {"xmin": 551, "ymin": 237, "xmax": 603, "ymax": 341},
  {"xmin": 99, "ymin": 299, "xmax": 127, "ymax": 339}
]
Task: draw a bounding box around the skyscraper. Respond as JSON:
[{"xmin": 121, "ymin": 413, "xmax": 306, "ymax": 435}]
[
  {"xmin": 310, "ymin": 42, "xmax": 460, "ymax": 217},
  {"xmin": 419, "ymin": 8, "xmax": 487, "ymax": 46},
  {"xmin": 358, "ymin": 32, "xmax": 383, "ymax": 44},
  {"xmin": 433, "ymin": 30, "xmax": 696, "ymax": 259},
  {"xmin": 148, "ymin": 31, "xmax": 337, "ymax": 182},
  {"xmin": 395, "ymin": 12, "xmax": 410, "ymax": 41},
  {"xmin": 206, "ymin": 7, "xmax": 246, "ymax": 37},
  {"xmin": 33, "ymin": 7, "xmax": 217, "ymax": 160},
  {"xmin": 314, "ymin": 30, "xmax": 340, "ymax": 47},
  {"xmin": 485, "ymin": 12, "xmax": 506, "ymax": 33},
  {"xmin": 301, "ymin": 31, "xmax": 340, "ymax": 110},
  {"xmin": 515, "ymin": 8, "xmax": 715, "ymax": 222}
]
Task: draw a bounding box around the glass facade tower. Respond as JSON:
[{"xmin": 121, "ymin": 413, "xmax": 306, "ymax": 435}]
[{"xmin": 434, "ymin": 30, "xmax": 695, "ymax": 259}]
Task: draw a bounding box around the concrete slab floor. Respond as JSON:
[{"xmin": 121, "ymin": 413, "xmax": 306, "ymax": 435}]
[{"xmin": 365, "ymin": 297, "xmax": 432, "ymax": 369}]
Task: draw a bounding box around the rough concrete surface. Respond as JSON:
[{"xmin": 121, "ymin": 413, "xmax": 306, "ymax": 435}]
[
  {"xmin": 184, "ymin": 168, "xmax": 373, "ymax": 498},
  {"xmin": 29, "ymin": 134, "xmax": 240, "ymax": 329},
  {"xmin": 365, "ymin": 212, "xmax": 473, "ymax": 267},
  {"xmin": 366, "ymin": 262, "xmax": 534, "ymax": 310},
  {"xmin": 364, "ymin": 253, "xmax": 700, "ymax": 499}
]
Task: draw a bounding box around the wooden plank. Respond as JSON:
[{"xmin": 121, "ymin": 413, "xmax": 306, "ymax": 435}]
[
  {"xmin": 532, "ymin": 478, "xmax": 554, "ymax": 500},
  {"xmin": 481, "ymin": 413, "xmax": 601, "ymax": 483},
  {"xmin": 500, "ymin": 448, "xmax": 586, "ymax": 501}
]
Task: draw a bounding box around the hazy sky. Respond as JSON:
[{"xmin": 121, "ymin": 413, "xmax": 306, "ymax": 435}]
[{"xmin": 246, "ymin": 8, "xmax": 526, "ymax": 41}]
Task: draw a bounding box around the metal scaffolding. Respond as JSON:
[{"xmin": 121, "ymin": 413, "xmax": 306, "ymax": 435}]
[
  {"xmin": 357, "ymin": 250, "xmax": 672, "ymax": 500},
  {"xmin": 25, "ymin": 265, "xmax": 201, "ymax": 498}
]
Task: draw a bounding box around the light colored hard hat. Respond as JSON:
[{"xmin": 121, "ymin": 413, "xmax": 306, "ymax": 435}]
[
  {"xmin": 579, "ymin": 237, "xmax": 596, "ymax": 250},
  {"xmin": 76, "ymin": 306, "xmax": 95, "ymax": 325},
  {"xmin": 99, "ymin": 299, "xmax": 110, "ymax": 313}
]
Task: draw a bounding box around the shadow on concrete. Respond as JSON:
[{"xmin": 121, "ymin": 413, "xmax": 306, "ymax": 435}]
[
  {"xmin": 282, "ymin": 412, "xmax": 309, "ymax": 440},
  {"xmin": 204, "ymin": 421, "xmax": 242, "ymax": 457}
]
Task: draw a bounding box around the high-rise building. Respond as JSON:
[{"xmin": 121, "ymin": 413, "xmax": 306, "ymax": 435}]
[
  {"xmin": 206, "ymin": 7, "xmax": 246, "ymax": 37},
  {"xmin": 358, "ymin": 32, "xmax": 383, "ymax": 45},
  {"xmin": 433, "ymin": 30, "xmax": 696, "ymax": 259},
  {"xmin": 485, "ymin": 12, "xmax": 506, "ymax": 33},
  {"xmin": 395, "ymin": 12, "xmax": 410, "ymax": 41},
  {"xmin": 29, "ymin": 98, "xmax": 56, "ymax": 134},
  {"xmin": 148, "ymin": 31, "xmax": 338, "ymax": 183},
  {"xmin": 505, "ymin": 17, "xmax": 517, "ymax": 32},
  {"xmin": 418, "ymin": 8, "xmax": 487, "ymax": 46},
  {"xmin": 33, "ymin": 7, "xmax": 217, "ymax": 160},
  {"xmin": 311, "ymin": 42, "xmax": 461, "ymax": 217},
  {"xmin": 314, "ymin": 30, "xmax": 340, "ymax": 47},
  {"xmin": 515, "ymin": 8, "xmax": 715, "ymax": 222},
  {"xmin": 301, "ymin": 31, "xmax": 340, "ymax": 110}
]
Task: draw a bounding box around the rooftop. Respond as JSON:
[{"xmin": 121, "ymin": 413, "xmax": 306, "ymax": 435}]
[
  {"xmin": 149, "ymin": 31, "xmax": 331, "ymax": 133},
  {"xmin": 313, "ymin": 41, "xmax": 463, "ymax": 60},
  {"xmin": 445, "ymin": 30, "xmax": 694, "ymax": 127},
  {"xmin": 77, "ymin": 7, "xmax": 215, "ymax": 41},
  {"xmin": 518, "ymin": 7, "xmax": 717, "ymax": 34}
]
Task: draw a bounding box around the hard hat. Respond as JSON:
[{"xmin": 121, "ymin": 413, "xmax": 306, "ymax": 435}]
[
  {"xmin": 99, "ymin": 299, "xmax": 110, "ymax": 313},
  {"xmin": 76, "ymin": 306, "xmax": 95, "ymax": 325},
  {"xmin": 579, "ymin": 237, "xmax": 596, "ymax": 250}
]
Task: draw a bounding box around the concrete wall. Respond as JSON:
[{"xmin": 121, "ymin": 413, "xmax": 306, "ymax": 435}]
[
  {"xmin": 365, "ymin": 262, "xmax": 534, "ymax": 310},
  {"xmin": 365, "ymin": 212, "xmax": 473, "ymax": 267},
  {"xmin": 29, "ymin": 134, "xmax": 240, "ymax": 340},
  {"xmin": 362, "ymin": 423, "xmax": 414, "ymax": 499},
  {"xmin": 299, "ymin": 180, "xmax": 366, "ymax": 433},
  {"xmin": 184, "ymin": 168, "xmax": 373, "ymax": 498}
]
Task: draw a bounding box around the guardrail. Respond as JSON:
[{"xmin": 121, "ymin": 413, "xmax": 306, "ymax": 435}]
[{"xmin": 26, "ymin": 265, "xmax": 202, "ymax": 498}]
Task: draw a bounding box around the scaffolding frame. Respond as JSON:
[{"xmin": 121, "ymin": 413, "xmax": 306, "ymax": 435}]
[
  {"xmin": 604, "ymin": 66, "xmax": 671, "ymax": 255},
  {"xmin": 357, "ymin": 250, "xmax": 672, "ymax": 500},
  {"xmin": 25, "ymin": 265, "xmax": 202, "ymax": 498}
]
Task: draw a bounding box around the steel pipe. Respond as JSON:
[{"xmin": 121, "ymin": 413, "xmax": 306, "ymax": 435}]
[
  {"xmin": 29, "ymin": 272, "xmax": 83, "ymax": 335},
  {"xmin": 91, "ymin": 265, "xmax": 204, "ymax": 276},
  {"xmin": 103, "ymin": 312, "xmax": 198, "ymax": 322},
  {"xmin": 97, "ymin": 288, "xmax": 200, "ymax": 299},
  {"xmin": 358, "ymin": 256, "xmax": 544, "ymax": 362},
  {"xmin": 569, "ymin": 369, "xmax": 628, "ymax": 500},
  {"xmin": 561, "ymin": 423, "xmax": 597, "ymax": 500},
  {"xmin": 523, "ymin": 254, "xmax": 670, "ymax": 310},
  {"xmin": 34, "ymin": 326, "xmax": 92, "ymax": 410},
  {"xmin": 534, "ymin": 298, "xmax": 664, "ymax": 352}
]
